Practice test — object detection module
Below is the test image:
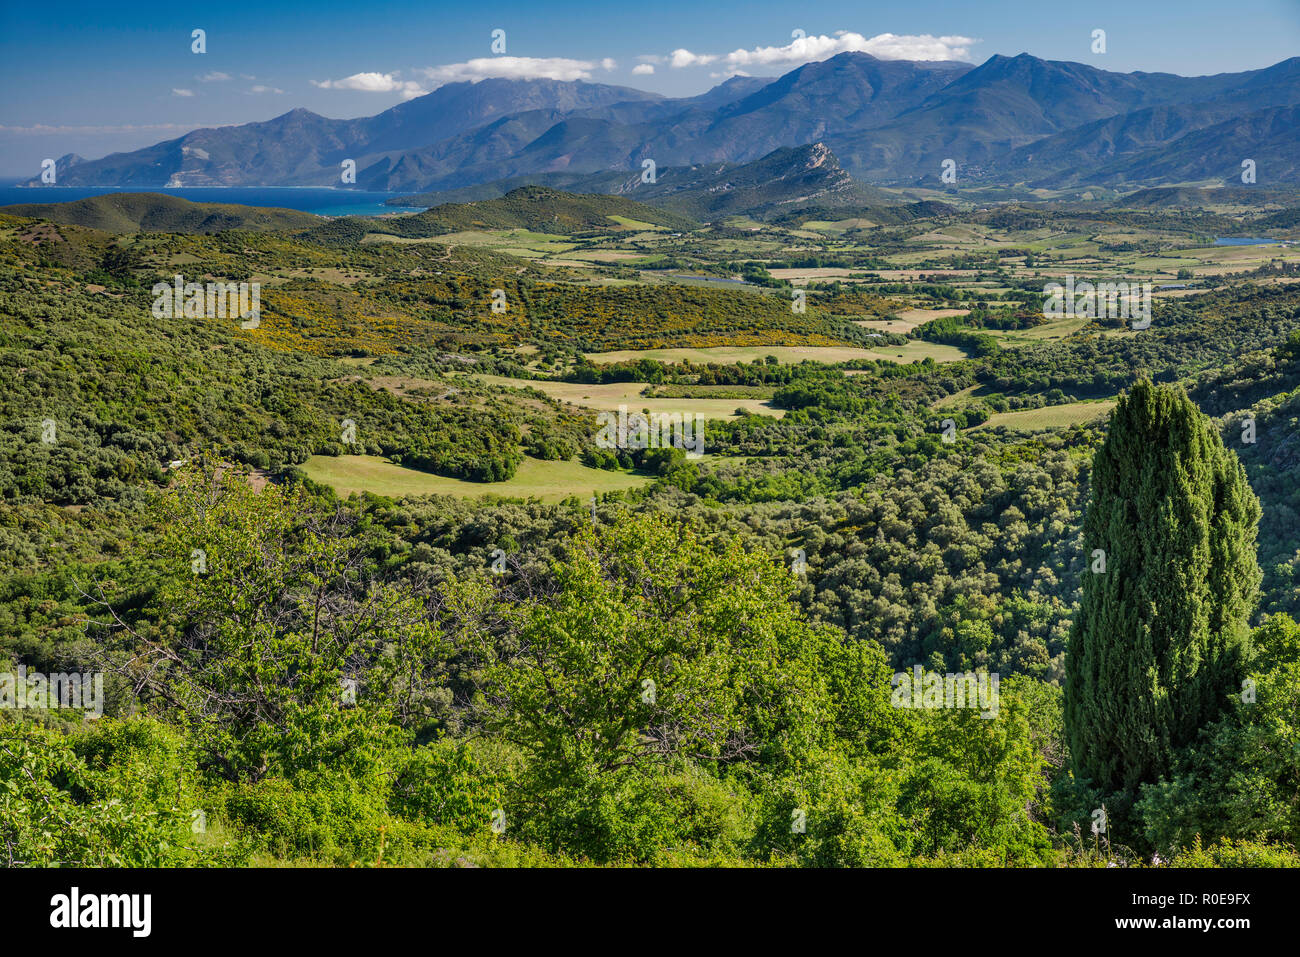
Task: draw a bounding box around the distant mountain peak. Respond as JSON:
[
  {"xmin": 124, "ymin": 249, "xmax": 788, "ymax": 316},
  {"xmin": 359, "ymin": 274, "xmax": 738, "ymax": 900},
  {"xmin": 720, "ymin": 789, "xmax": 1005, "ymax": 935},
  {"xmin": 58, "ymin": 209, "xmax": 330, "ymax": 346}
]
[
  {"xmin": 801, "ymin": 142, "xmax": 836, "ymax": 169},
  {"xmin": 23, "ymin": 54, "xmax": 1300, "ymax": 191}
]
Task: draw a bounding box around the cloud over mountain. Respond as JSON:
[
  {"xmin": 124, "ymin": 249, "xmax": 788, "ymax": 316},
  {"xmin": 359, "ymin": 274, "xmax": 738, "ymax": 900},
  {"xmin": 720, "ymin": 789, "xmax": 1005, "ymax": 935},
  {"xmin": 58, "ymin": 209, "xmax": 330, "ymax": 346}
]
[
  {"xmin": 419, "ymin": 56, "xmax": 619, "ymax": 87},
  {"xmin": 664, "ymin": 31, "xmax": 979, "ymax": 70},
  {"xmin": 28, "ymin": 52, "xmax": 1300, "ymax": 191}
]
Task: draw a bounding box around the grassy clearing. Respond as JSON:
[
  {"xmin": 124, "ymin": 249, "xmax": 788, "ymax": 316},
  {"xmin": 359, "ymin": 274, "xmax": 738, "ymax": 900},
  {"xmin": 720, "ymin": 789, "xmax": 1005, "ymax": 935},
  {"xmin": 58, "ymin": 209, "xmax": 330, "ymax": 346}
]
[
  {"xmin": 584, "ymin": 342, "xmax": 969, "ymax": 366},
  {"xmin": 472, "ymin": 374, "xmax": 783, "ymax": 418},
  {"xmin": 552, "ymin": 249, "xmax": 644, "ymax": 263},
  {"xmin": 983, "ymin": 315, "xmax": 1093, "ymax": 344},
  {"xmin": 360, "ymin": 374, "xmax": 449, "ymax": 395},
  {"xmin": 800, "ymin": 218, "xmax": 877, "ymax": 233},
  {"xmin": 302, "ymin": 454, "xmax": 652, "ymax": 502},
  {"xmin": 364, "ymin": 229, "xmax": 577, "ymax": 257},
  {"xmin": 908, "ymin": 225, "xmax": 991, "ymax": 244},
  {"xmin": 606, "ymin": 215, "xmax": 665, "ymax": 230},
  {"xmin": 975, "ymin": 400, "xmax": 1117, "ymax": 432},
  {"xmin": 866, "ymin": 341, "xmax": 972, "ymax": 363},
  {"xmin": 768, "ymin": 267, "xmax": 865, "ymax": 282},
  {"xmin": 855, "ymin": 308, "xmax": 969, "ymax": 334},
  {"xmin": 895, "ymin": 308, "xmax": 971, "ymax": 323},
  {"xmin": 1143, "ymin": 242, "xmax": 1300, "ymax": 277},
  {"xmin": 931, "ymin": 384, "xmax": 985, "ymax": 408}
]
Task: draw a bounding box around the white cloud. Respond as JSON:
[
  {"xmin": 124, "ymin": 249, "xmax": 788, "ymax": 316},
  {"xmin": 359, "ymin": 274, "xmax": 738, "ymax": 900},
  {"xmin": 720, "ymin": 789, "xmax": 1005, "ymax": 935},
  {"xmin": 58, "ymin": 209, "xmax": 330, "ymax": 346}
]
[
  {"xmin": 314, "ymin": 57, "xmax": 619, "ymax": 98},
  {"xmin": 668, "ymin": 32, "xmax": 978, "ymax": 70},
  {"xmin": 171, "ymin": 88, "xmax": 195, "ymax": 97},
  {"xmin": 312, "ymin": 72, "xmax": 426, "ymax": 99},
  {"xmin": 198, "ymin": 71, "xmax": 230, "ymax": 82},
  {"xmin": 418, "ymin": 56, "xmax": 615, "ymax": 88},
  {"xmin": 632, "ymin": 63, "xmax": 655, "ymax": 76},
  {"xmin": 670, "ymin": 48, "xmax": 717, "ymax": 68},
  {"xmin": 248, "ymin": 85, "xmax": 285, "ymax": 94}
]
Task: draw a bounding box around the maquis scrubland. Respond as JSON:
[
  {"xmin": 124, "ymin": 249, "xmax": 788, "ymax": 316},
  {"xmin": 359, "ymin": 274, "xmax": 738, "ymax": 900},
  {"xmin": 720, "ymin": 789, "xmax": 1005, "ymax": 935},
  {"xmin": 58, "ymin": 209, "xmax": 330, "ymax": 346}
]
[{"xmin": 2, "ymin": 184, "xmax": 1300, "ymax": 867}]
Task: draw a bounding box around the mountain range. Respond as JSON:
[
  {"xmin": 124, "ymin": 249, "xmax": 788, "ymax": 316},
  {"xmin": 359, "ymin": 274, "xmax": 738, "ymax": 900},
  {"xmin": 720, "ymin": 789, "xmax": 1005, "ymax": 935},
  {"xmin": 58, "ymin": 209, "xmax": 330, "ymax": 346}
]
[
  {"xmin": 1, "ymin": 144, "xmax": 945, "ymax": 232},
  {"xmin": 390, "ymin": 141, "xmax": 890, "ymax": 219},
  {"xmin": 24, "ymin": 52, "xmax": 1300, "ymax": 195}
]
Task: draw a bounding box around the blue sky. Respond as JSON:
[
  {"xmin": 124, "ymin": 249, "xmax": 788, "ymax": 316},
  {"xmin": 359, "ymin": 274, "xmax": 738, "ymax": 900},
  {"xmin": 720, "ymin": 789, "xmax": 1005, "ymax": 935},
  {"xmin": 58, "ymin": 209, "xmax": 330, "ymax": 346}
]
[{"xmin": 2, "ymin": 0, "xmax": 1298, "ymax": 176}]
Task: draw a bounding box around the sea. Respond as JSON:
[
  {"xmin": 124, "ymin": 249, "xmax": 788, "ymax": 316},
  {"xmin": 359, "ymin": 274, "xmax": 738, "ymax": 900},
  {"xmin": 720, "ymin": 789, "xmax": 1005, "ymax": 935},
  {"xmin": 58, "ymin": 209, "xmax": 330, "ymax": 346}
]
[
  {"xmin": 1213, "ymin": 237, "xmax": 1278, "ymax": 246},
  {"xmin": 0, "ymin": 182, "xmax": 426, "ymax": 217}
]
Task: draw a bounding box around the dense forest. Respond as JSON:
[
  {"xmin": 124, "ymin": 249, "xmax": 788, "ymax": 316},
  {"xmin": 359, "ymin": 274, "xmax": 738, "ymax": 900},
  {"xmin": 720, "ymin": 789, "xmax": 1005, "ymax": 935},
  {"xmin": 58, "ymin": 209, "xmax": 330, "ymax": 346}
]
[{"xmin": 3, "ymin": 199, "xmax": 1300, "ymax": 868}]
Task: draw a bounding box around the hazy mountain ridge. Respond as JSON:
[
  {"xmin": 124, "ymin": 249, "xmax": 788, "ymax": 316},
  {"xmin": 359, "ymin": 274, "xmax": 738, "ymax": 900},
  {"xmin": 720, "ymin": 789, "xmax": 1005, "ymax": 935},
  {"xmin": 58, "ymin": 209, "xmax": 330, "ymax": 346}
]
[
  {"xmin": 21, "ymin": 53, "xmax": 1300, "ymax": 192},
  {"xmin": 0, "ymin": 191, "xmax": 321, "ymax": 233},
  {"xmin": 602, "ymin": 142, "xmax": 872, "ymax": 218},
  {"xmin": 390, "ymin": 143, "xmax": 894, "ymax": 221},
  {"xmin": 395, "ymin": 184, "xmax": 697, "ymax": 233}
]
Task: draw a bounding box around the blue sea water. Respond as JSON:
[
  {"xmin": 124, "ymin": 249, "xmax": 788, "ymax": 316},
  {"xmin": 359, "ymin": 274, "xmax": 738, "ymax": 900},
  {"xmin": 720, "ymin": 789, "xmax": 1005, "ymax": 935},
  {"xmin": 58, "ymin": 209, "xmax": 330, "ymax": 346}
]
[
  {"xmin": 0, "ymin": 182, "xmax": 426, "ymax": 217},
  {"xmin": 1213, "ymin": 237, "xmax": 1277, "ymax": 246}
]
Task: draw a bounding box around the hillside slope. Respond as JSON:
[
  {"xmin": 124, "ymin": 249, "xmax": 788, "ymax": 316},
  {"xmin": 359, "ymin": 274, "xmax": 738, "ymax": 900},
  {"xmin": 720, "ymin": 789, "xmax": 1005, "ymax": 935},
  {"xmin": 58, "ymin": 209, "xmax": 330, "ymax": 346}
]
[
  {"xmin": 392, "ymin": 143, "xmax": 890, "ymax": 221},
  {"xmin": 398, "ymin": 185, "xmax": 697, "ymax": 233},
  {"xmin": 0, "ymin": 192, "xmax": 321, "ymax": 233}
]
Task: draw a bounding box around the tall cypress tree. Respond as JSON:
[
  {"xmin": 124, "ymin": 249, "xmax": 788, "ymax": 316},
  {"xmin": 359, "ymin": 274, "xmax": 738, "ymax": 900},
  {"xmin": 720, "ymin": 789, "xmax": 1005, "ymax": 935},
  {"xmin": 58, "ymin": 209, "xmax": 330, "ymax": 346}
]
[{"xmin": 1065, "ymin": 379, "xmax": 1261, "ymax": 796}]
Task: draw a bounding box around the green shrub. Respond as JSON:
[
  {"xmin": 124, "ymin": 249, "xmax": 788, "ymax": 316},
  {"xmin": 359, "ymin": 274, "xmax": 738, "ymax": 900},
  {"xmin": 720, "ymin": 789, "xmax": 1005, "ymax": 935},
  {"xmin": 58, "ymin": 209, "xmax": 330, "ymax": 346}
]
[
  {"xmin": 389, "ymin": 739, "xmax": 501, "ymax": 836},
  {"xmin": 1167, "ymin": 836, "xmax": 1300, "ymax": 868},
  {"xmin": 0, "ymin": 720, "xmax": 204, "ymax": 866},
  {"xmin": 217, "ymin": 776, "xmax": 390, "ymax": 863}
]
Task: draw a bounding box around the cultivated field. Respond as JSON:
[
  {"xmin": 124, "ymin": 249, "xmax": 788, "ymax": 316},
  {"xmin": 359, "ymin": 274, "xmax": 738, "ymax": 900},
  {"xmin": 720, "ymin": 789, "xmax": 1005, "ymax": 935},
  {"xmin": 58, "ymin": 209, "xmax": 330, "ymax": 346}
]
[
  {"xmin": 584, "ymin": 342, "xmax": 971, "ymax": 365},
  {"xmin": 302, "ymin": 454, "xmax": 652, "ymax": 502},
  {"xmin": 472, "ymin": 374, "xmax": 784, "ymax": 418},
  {"xmin": 855, "ymin": 308, "xmax": 970, "ymax": 334},
  {"xmin": 975, "ymin": 400, "xmax": 1118, "ymax": 431}
]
